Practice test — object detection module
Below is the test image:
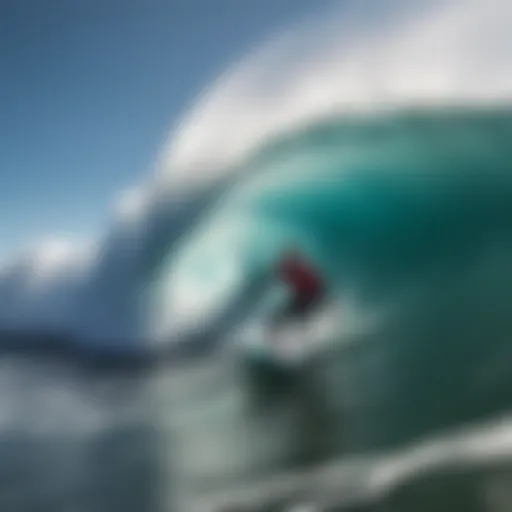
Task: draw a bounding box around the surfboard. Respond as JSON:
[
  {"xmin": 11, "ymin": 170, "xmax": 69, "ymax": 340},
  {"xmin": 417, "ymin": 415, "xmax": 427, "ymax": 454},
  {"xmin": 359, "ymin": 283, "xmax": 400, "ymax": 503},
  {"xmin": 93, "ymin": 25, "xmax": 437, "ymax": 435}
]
[{"xmin": 233, "ymin": 300, "xmax": 338, "ymax": 369}]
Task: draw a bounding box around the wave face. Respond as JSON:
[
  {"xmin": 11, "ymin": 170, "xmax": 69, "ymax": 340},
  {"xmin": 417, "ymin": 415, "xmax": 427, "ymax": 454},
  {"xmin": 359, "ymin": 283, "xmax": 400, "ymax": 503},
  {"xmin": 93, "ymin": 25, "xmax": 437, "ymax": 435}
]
[
  {"xmin": 145, "ymin": 0, "xmax": 512, "ymax": 460},
  {"xmin": 149, "ymin": 0, "xmax": 512, "ymax": 341},
  {"xmin": 158, "ymin": 108, "xmax": 512, "ymax": 443},
  {"xmin": 156, "ymin": 110, "xmax": 512, "ymax": 510}
]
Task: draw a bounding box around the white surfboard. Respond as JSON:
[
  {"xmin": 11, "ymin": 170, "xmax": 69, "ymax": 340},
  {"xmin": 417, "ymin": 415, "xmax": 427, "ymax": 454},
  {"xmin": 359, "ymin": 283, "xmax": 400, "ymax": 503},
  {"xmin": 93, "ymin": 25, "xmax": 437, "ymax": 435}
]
[
  {"xmin": 232, "ymin": 301, "xmax": 340, "ymax": 368},
  {"xmin": 232, "ymin": 295, "xmax": 390, "ymax": 369}
]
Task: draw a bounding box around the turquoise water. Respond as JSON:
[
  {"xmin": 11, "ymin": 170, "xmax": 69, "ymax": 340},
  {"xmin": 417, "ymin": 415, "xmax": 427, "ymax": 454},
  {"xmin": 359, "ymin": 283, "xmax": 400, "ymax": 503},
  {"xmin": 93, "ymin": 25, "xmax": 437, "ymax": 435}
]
[
  {"xmin": 158, "ymin": 107, "xmax": 512, "ymax": 456},
  {"xmin": 213, "ymin": 108, "xmax": 512, "ymax": 275}
]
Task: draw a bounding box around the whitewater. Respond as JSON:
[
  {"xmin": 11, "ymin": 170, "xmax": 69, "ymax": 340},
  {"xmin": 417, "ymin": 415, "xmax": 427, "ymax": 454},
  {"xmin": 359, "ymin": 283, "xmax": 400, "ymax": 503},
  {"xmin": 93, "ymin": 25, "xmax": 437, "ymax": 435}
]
[{"xmin": 2, "ymin": 0, "xmax": 512, "ymax": 509}]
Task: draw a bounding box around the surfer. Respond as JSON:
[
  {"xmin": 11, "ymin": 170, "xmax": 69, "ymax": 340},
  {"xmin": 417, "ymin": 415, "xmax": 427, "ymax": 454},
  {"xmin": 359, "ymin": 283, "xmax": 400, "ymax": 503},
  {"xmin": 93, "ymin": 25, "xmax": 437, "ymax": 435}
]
[
  {"xmin": 271, "ymin": 246, "xmax": 325, "ymax": 329},
  {"xmin": 268, "ymin": 247, "xmax": 331, "ymax": 464}
]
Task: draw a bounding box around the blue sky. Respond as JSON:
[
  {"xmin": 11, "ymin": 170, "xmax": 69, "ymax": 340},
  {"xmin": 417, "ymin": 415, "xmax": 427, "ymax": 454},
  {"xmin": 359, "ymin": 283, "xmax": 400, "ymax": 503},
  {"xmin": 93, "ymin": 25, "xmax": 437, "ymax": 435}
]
[{"xmin": 0, "ymin": 0, "xmax": 330, "ymax": 261}]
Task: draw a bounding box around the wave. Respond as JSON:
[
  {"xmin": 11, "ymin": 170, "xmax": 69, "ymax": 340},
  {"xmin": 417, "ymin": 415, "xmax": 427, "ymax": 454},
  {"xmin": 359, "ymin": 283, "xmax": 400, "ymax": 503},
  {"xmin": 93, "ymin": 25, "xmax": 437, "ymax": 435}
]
[
  {"xmin": 148, "ymin": 0, "xmax": 512, "ymax": 343},
  {"xmin": 1, "ymin": 0, "xmax": 512, "ymax": 407},
  {"xmin": 144, "ymin": 2, "xmax": 512, "ymax": 484},
  {"xmin": 157, "ymin": 105, "xmax": 512, "ymax": 440},
  {"xmin": 158, "ymin": 107, "xmax": 512, "ymax": 331},
  {"xmin": 188, "ymin": 414, "xmax": 512, "ymax": 511}
]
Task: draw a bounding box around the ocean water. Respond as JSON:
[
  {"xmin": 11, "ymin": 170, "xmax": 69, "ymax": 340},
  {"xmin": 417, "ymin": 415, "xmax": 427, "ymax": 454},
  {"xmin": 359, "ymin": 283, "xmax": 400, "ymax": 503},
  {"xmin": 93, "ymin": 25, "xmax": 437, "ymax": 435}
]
[
  {"xmin": 163, "ymin": 108, "xmax": 512, "ymax": 435},
  {"xmin": 2, "ymin": 348, "xmax": 512, "ymax": 512},
  {"xmin": 143, "ymin": 2, "xmax": 512, "ymax": 505},
  {"xmin": 0, "ymin": 353, "xmax": 160, "ymax": 512},
  {"xmin": 150, "ymin": 108, "xmax": 512, "ymax": 510}
]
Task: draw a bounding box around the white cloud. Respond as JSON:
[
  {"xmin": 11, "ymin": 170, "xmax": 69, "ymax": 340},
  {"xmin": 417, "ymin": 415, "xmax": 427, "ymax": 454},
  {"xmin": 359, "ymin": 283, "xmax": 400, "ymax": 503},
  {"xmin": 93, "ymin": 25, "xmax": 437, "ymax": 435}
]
[
  {"xmin": 0, "ymin": 237, "xmax": 95, "ymax": 332},
  {"xmin": 28, "ymin": 238, "xmax": 93, "ymax": 286}
]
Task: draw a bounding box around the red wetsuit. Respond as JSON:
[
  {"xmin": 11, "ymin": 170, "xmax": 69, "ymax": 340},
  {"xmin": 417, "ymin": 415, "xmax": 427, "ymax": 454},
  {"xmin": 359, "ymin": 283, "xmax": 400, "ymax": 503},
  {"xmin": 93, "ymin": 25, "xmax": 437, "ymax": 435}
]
[{"xmin": 277, "ymin": 256, "xmax": 323, "ymax": 305}]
